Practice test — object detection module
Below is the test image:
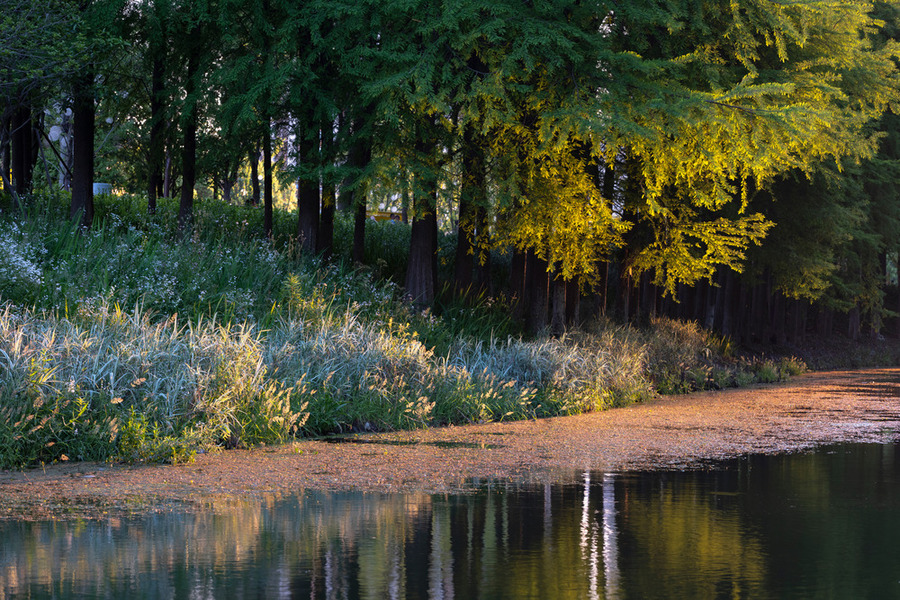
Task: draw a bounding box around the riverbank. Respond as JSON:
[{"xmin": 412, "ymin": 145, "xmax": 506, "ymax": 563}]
[{"xmin": 2, "ymin": 368, "xmax": 898, "ymax": 520}]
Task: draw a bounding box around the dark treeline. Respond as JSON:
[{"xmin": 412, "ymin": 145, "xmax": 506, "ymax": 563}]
[{"xmin": 2, "ymin": 0, "xmax": 900, "ymax": 342}]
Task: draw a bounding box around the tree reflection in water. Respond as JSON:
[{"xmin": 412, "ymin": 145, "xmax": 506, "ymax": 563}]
[{"xmin": 3, "ymin": 443, "xmax": 900, "ymax": 599}]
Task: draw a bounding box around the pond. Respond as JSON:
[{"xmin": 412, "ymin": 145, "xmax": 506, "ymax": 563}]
[{"xmin": 2, "ymin": 442, "xmax": 900, "ymax": 599}]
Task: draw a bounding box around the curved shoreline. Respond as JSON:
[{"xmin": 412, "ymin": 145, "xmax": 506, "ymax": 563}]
[{"xmin": 2, "ymin": 368, "xmax": 899, "ymax": 519}]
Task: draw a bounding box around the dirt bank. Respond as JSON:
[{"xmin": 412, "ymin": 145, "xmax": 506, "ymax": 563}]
[{"xmin": 2, "ymin": 368, "xmax": 899, "ymax": 519}]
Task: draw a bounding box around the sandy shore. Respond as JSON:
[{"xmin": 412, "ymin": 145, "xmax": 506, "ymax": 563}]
[{"xmin": 2, "ymin": 368, "xmax": 898, "ymax": 519}]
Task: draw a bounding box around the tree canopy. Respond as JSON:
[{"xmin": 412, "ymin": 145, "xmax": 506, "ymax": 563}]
[{"xmin": 3, "ymin": 0, "xmax": 899, "ymax": 334}]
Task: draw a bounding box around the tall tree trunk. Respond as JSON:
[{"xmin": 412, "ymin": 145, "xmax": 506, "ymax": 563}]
[
  {"xmin": 0, "ymin": 109, "xmax": 10, "ymax": 193},
  {"xmin": 353, "ymin": 201, "xmax": 367, "ymax": 264},
  {"xmin": 719, "ymin": 268, "xmax": 735, "ymax": 336},
  {"xmin": 526, "ymin": 250, "xmax": 549, "ymax": 333},
  {"xmin": 349, "ymin": 133, "xmax": 371, "ymax": 264},
  {"xmin": 761, "ymin": 272, "xmax": 776, "ymax": 343},
  {"xmin": 565, "ymin": 278, "xmax": 580, "ymax": 326},
  {"xmin": 401, "ymin": 182, "xmax": 409, "ymax": 224},
  {"xmin": 405, "ymin": 122, "xmax": 438, "ymax": 305},
  {"xmin": 296, "ymin": 127, "xmax": 319, "ymax": 253},
  {"xmin": 11, "ymin": 104, "xmax": 37, "ymax": 199},
  {"xmin": 454, "ymin": 125, "xmax": 486, "ymax": 295},
  {"xmin": 473, "ymin": 203, "xmax": 491, "ymax": 294},
  {"xmin": 704, "ymin": 273, "xmax": 719, "ymax": 331},
  {"xmin": 263, "ymin": 123, "xmax": 273, "ymax": 237},
  {"xmin": 620, "ymin": 268, "xmax": 632, "ymax": 323},
  {"xmin": 550, "ymin": 275, "xmax": 566, "ymax": 336},
  {"xmin": 749, "ymin": 280, "xmax": 767, "ymax": 342},
  {"xmin": 178, "ymin": 30, "xmax": 200, "ymax": 235},
  {"xmin": 147, "ymin": 53, "xmax": 165, "ymax": 214},
  {"xmin": 248, "ymin": 146, "xmax": 260, "ymax": 205},
  {"xmin": 894, "ymin": 285, "xmax": 900, "ymax": 339},
  {"xmin": 163, "ymin": 147, "xmax": 173, "ymax": 198},
  {"xmin": 318, "ymin": 121, "xmax": 335, "ymax": 258},
  {"xmin": 848, "ymin": 304, "xmax": 861, "ymax": 341},
  {"xmin": 772, "ymin": 293, "xmax": 787, "ymax": 345},
  {"xmin": 510, "ymin": 248, "xmax": 527, "ymax": 321},
  {"xmin": 319, "ymin": 184, "xmax": 335, "ymax": 259},
  {"xmin": 222, "ymin": 159, "xmax": 237, "ymax": 204},
  {"xmin": 405, "ymin": 187, "xmax": 438, "ymax": 305},
  {"xmin": 70, "ymin": 71, "xmax": 95, "ymax": 228},
  {"xmin": 596, "ymin": 261, "xmax": 610, "ymax": 318}
]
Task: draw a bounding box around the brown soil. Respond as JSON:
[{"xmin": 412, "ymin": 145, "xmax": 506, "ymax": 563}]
[{"xmin": 2, "ymin": 368, "xmax": 899, "ymax": 520}]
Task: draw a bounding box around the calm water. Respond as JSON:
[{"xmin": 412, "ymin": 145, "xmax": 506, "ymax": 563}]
[{"xmin": 3, "ymin": 443, "xmax": 900, "ymax": 599}]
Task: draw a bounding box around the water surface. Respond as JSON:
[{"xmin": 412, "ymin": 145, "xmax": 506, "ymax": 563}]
[{"xmin": 3, "ymin": 443, "xmax": 900, "ymax": 599}]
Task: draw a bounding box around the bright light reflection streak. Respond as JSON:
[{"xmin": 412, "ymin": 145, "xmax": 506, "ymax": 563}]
[
  {"xmin": 603, "ymin": 473, "xmax": 620, "ymax": 600},
  {"xmin": 580, "ymin": 471, "xmax": 601, "ymax": 600}
]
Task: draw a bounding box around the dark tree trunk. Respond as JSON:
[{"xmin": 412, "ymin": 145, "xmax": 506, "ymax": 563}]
[
  {"xmin": 565, "ymin": 278, "xmax": 580, "ymax": 326},
  {"xmin": 786, "ymin": 298, "xmax": 803, "ymax": 344},
  {"xmin": 454, "ymin": 125, "xmax": 486, "ymax": 295},
  {"xmin": 353, "ymin": 201, "xmax": 367, "ymax": 264},
  {"xmin": 263, "ymin": 124, "xmax": 273, "ymax": 237},
  {"xmin": 147, "ymin": 54, "xmax": 165, "ymax": 214},
  {"xmin": 693, "ymin": 278, "xmax": 706, "ymax": 324},
  {"xmin": 733, "ymin": 277, "xmax": 746, "ymax": 343},
  {"xmin": 1, "ymin": 109, "xmax": 10, "ymax": 193},
  {"xmin": 222, "ymin": 159, "xmax": 237, "ymax": 204},
  {"xmin": 163, "ymin": 147, "xmax": 173, "ymax": 198},
  {"xmin": 749, "ymin": 280, "xmax": 766, "ymax": 342},
  {"xmin": 815, "ymin": 305, "xmax": 833, "ymax": 337},
  {"xmin": 640, "ymin": 271, "xmax": 657, "ymax": 322},
  {"xmin": 761, "ymin": 273, "xmax": 777, "ymax": 343},
  {"xmin": 405, "ymin": 118, "xmax": 440, "ymax": 305},
  {"xmin": 510, "ymin": 248, "xmax": 527, "ymax": 320},
  {"xmin": 550, "ymin": 275, "xmax": 566, "ymax": 336},
  {"xmin": 620, "ymin": 269, "xmax": 632, "ymax": 323},
  {"xmin": 401, "ymin": 184, "xmax": 409, "ymax": 224},
  {"xmin": 894, "ymin": 288, "xmax": 900, "ymax": 340},
  {"xmin": 70, "ymin": 72, "xmax": 95, "ymax": 228},
  {"xmin": 349, "ymin": 135, "xmax": 371, "ymax": 264},
  {"xmin": 11, "ymin": 104, "xmax": 37, "ymax": 199},
  {"xmin": 319, "ymin": 184, "xmax": 335, "ymax": 259},
  {"xmin": 848, "ymin": 304, "xmax": 861, "ymax": 341},
  {"xmin": 719, "ymin": 269, "xmax": 735, "ymax": 336},
  {"xmin": 710, "ymin": 280, "xmax": 720, "ymax": 328},
  {"xmin": 296, "ymin": 128, "xmax": 319, "ymax": 254},
  {"xmin": 473, "ymin": 203, "xmax": 491, "ymax": 294},
  {"xmin": 526, "ymin": 250, "xmax": 550, "ymax": 333},
  {"xmin": 405, "ymin": 188, "xmax": 438, "ymax": 305},
  {"xmin": 249, "ymin": 146, "xmax": 260, "ymax": 205},
  {"xmin": 178, "ymin": 31, "xmax": 200, "ymax": 234},
  {"xmin": 454, "ymin": 191, "xmax": 475, "ymax": 294},
  {"xmin": 771, "ymin": 293, "xmax": 786, "ymax": 345},
  {"xmin": 596, "ymin": 261, "xmax": 610, "ymax": 318},
  {"xmin": 318, "ymin": 124, "xmax": 335, "ymax": 258}
]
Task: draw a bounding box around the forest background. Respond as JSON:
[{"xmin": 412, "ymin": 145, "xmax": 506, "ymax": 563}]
[{"xmin": 1, "ymin": 0, "xmax": 899, "ymax": 468}]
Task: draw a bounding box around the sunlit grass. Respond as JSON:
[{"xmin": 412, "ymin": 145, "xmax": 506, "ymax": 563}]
[{"xmin": 0, "ymin": 194, "xmax": 805, "ymax": 468}]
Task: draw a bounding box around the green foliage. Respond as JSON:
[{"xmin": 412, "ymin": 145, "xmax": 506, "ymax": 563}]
[{"xmin": 117, "ymin": 410, "xmax": 199, "ymax": 464}]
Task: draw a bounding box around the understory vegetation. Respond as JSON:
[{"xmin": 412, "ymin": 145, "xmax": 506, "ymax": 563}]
[{"xmin": 0, "ymin": 195, "xmax": 806, "ymax": 469}]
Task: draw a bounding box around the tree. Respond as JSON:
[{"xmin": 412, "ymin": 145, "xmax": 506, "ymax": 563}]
[
  {"xmin": 0, "ymin": 0, "xmax": 81, "ymax": 199},
  {"xmin": 172, "ymin": 2, "xmax": 217, "ymax": 233}
]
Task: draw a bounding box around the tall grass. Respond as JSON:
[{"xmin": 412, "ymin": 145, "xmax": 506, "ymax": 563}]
[{"xmin": 0, "ymin": 194, "xmax": 805, "ymax": 468}]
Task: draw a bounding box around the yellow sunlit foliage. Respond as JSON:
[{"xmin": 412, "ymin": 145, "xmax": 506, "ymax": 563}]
[{"xmin": 487, "ymin": 0, "xmax": 900, "ymax": 293}]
